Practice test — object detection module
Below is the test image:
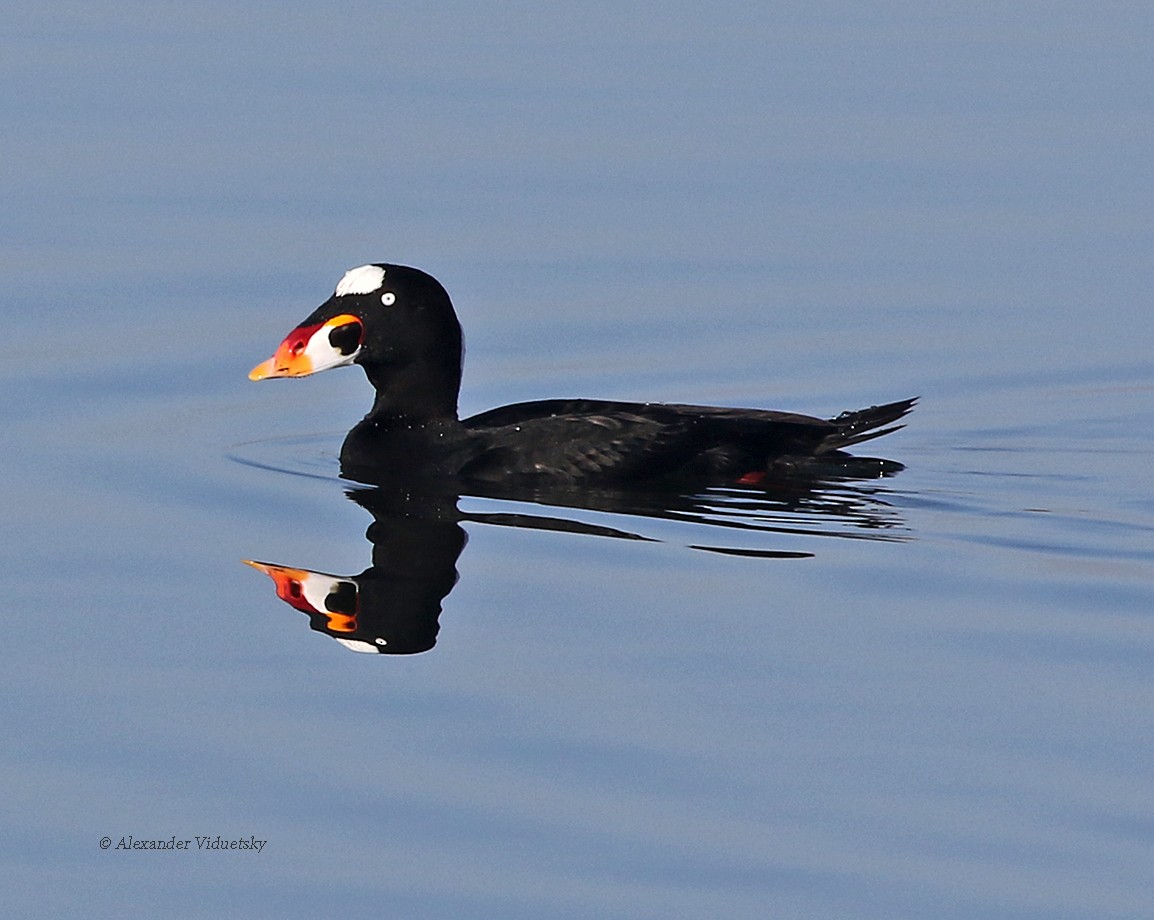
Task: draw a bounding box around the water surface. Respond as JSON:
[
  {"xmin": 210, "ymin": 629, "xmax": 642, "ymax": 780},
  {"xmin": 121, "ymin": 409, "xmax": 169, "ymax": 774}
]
[{"xmin": 4, "ymin": 3, "xmax": 1154, "ymax": 918}]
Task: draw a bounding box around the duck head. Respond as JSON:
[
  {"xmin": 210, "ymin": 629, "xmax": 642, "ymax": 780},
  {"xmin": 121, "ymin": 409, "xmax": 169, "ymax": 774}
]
[{"xmin": 249, "ymin": 263, "xmax": 464, "ymax": 419}]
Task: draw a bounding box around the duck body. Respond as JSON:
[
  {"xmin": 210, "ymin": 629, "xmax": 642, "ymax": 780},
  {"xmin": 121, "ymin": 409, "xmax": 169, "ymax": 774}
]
[{"xmin": 250, "ymin": 263, "xmax": 915, "ymax": 486}]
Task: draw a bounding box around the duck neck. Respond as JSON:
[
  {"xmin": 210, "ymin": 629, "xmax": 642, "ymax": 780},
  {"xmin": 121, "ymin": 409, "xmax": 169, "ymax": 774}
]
[{"xmin": 362, "ymin": 360, "xmax": 461, "ymax": 424}]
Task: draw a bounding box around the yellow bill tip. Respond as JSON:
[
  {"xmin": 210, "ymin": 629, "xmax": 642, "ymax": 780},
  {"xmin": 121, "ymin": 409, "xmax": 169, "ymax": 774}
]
[{"xmin": 248, "ymin": 358, "xmax": 277, "ymax": 381}]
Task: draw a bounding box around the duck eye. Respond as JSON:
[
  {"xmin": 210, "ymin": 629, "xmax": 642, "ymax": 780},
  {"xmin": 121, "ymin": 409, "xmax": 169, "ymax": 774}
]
[
  {"xmin": 381, "ymin": 292, "xmax": 396, "ymax": 306},
  {"xmin": 328, "ymin": 321, "xmax": 363, "ymax": 356}
]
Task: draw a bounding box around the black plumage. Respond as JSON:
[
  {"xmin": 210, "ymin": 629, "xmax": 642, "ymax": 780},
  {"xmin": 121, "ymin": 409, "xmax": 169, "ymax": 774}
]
[{"xmin": 250, "ymin": 263, "xmax": 914, "ymax": 486}]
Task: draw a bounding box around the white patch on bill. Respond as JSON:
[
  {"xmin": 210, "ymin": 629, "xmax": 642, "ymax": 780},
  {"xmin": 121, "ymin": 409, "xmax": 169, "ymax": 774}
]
[
  {"xmin": 298, "ymin": 573, "xmax": 346, "ymax": 613},
  {"xmin": 334, "ymin": 264, "xmax": 386, "ymax": 297}
]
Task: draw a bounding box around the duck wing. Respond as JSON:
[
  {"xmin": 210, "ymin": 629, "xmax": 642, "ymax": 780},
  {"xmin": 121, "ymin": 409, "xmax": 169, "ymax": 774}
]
[
  {"xmin": 460, "ymin": 400, "xmax": 704, "ymax": 481},
  {"xmin": 459, "ymin": 399, "xmax": 848, "ymax": 482}
]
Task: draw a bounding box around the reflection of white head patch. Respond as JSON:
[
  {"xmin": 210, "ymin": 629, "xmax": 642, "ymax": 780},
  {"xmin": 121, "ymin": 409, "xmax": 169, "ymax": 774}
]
[
  {"xmin": 335, "ymin": 637, "xmax": 381, "ymax": 654},
  {"xmin": 335, "ymin": 264, "xmax": 386, "ymax": 297}
]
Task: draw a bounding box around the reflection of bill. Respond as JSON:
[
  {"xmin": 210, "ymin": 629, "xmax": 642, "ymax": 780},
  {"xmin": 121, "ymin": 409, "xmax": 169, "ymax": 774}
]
[
  {"xmin": 245, "ymin": 512, "xmax": 467, "ymax": 656},
  {"xmin": 244, "ymin": 561, "xmax": 369, "ymax": 650}
]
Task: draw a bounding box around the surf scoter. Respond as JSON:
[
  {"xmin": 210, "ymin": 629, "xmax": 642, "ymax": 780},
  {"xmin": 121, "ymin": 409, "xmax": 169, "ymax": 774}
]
[{"xmin": 249, "ymin": 263, "xmax": 915, "ymax": 484}]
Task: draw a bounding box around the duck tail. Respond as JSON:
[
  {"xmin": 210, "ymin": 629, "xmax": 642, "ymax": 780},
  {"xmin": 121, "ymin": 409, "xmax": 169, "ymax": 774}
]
[{"xmin": 821, "ymin": 397, "xmax": 918, "ymax": 452}]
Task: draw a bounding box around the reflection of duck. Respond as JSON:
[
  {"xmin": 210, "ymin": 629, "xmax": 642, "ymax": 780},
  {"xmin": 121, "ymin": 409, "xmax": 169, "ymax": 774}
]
[
  {"xmin": 249, "ymin": 263, "xmax": 914, "ymax": 486},
  {"xmin": 246, "ymin": 494, "xmax": 467, "ymax": 655},
  {"xmin": 243, "ymin": 471, "xmax": 910, "ymax": 655}
]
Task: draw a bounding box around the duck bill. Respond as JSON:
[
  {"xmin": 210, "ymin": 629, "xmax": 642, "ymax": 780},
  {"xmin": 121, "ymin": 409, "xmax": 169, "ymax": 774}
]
[
  {"xmin": 242, "ymin": 560, "xmax": 320, "ymax": 613},
  {"xmin": 249, "ymin": 313, "xmax": 363, "ymax": 380},
  {"xmin": 243, "ymin": 559, "xmax": 361, "ymax": 633}
]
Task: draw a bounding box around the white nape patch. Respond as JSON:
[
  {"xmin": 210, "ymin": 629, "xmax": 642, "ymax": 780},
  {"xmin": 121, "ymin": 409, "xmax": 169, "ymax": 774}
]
[
  {"xmin": 334, "ymin": 264, "xmax": 386, "ymax": 297},
  {"xmin": 334, "ymin": 638, "xmax": 381, "ymax": 654}
]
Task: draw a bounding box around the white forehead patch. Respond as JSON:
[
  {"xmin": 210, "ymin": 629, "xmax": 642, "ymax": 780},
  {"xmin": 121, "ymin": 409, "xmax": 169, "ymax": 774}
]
[{"xmin": 334, "ymin": 264, "xmax": 386, "ymax": 297}]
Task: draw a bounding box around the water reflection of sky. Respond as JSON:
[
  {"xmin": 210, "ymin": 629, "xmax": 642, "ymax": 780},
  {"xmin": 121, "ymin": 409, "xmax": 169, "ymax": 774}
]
[{"xmin": 4, "ymin": 3, "xmax": 1154, "ymax": 918}]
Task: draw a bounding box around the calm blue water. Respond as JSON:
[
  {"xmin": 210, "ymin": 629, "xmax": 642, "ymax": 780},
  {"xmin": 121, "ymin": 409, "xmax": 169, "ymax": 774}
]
[{"xmin": 4, "ymin": 3, "xmax": 1154, "ymax": 918}]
